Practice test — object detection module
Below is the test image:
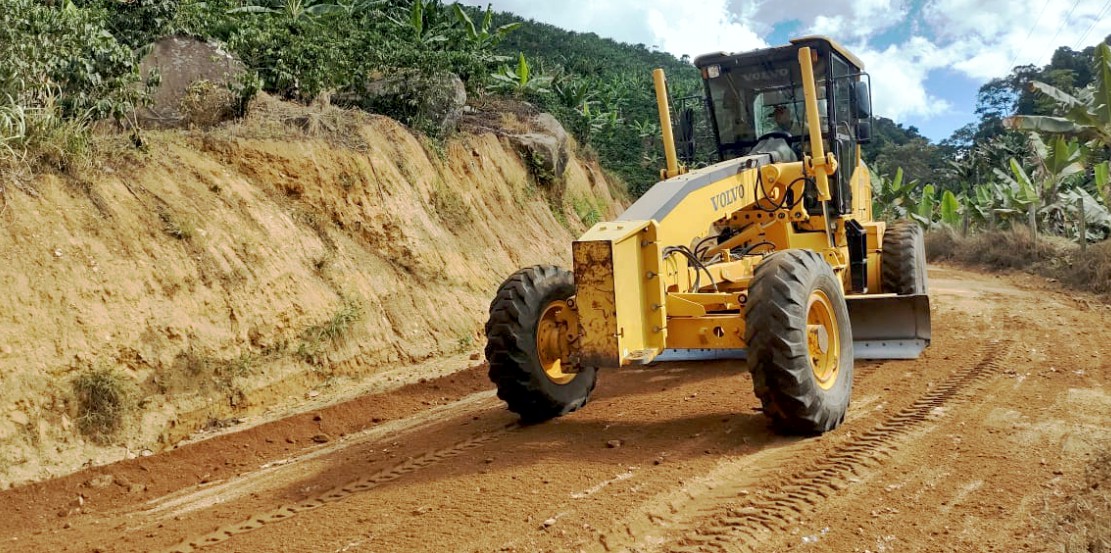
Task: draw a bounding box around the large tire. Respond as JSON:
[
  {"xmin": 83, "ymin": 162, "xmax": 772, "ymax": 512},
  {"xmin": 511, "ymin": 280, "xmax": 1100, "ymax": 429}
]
[
  {"xmin": 881, "ymin": 220, "xmax": 928, "ymax": 295},
  {"xmin": 485, "ymin": 265, "xmax": 597, "ymax": 423},
  {"xmin": 744, "ymin": 250, "xmax": 854, "ymax": 434}
]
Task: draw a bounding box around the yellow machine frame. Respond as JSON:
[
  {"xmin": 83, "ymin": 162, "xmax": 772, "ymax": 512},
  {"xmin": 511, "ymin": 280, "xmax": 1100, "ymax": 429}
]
[{"xmin": 558, "ymin": 46, "xmax": 895, "ymax": 369}]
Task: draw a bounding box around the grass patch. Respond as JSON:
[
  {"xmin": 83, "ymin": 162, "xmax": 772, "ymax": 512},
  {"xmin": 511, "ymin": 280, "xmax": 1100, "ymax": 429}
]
[
  {"xmin": 430, "ymin": 179, "xmax": 472, "ymax": 226},
  {"xmin": 0, "ymin": 97, "xmax": 92, "ymax": 175},
  {"xmin": 572, "ymin": 195, "xmax": 603, "ymax": 227},
  {"xmin": 157, "ymin": 206, "xmax": 197, "ymax": 241},
  {"xmin": 72, "ymin": 367, "xmax": 136, "ymax": 444},
  {"xmin": 1040, "ymin": 449, "xmax": 1111, "ymax": 552},
  {"xmin": 297, "ymin": 298, "xmax": 364, "ymax": 365},
  {"xmin": 549, "ymin": 197, "xmax": 570, "ymax": 231},
  {"xmin": 456, "ymin": 333, "xmax": 474, "ymax": 352},
  {"xmin": 513, "ymin": 178, "xmax": 539, "ymax": 208},
  {"xmin": 925, "ymin": 228, "xmax": 1111, "ymax": 298},
  {"xmin": 226, "ymin": 92, "xmax": 370, "ymax": 152},
  {"xmin": 524, "ymin": 149, "xmax": 556, "ymax": 186}
]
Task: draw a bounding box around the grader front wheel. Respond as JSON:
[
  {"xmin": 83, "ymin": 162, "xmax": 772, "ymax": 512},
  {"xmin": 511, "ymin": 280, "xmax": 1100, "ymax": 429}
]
[
  {"xmin": 485, "ymin": 265, "xmax": 596, "ymax": 423},
  {"xmin": 744, "ymin": 250, "xmax": 854, "ymax": 434}
]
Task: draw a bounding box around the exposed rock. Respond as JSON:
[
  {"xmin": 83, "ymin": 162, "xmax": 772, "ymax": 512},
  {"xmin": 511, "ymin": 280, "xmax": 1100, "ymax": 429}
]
[
  {"xmin": 507, "ymin": 113, "xmax": 571, "ymax": 181},
  {"xmin": 137, "ymin": 35, "xmax": 246, "ymax": 129}
]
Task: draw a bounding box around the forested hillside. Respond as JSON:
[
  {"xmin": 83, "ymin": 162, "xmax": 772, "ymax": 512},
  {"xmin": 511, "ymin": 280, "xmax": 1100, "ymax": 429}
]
[
  {"xmin": 868, "ymin": 36, "xmax": 1111, "ymax": 244},
  {"xmin": 1, "ymin": 0, "xmax": 1108, "ymax": 242}
]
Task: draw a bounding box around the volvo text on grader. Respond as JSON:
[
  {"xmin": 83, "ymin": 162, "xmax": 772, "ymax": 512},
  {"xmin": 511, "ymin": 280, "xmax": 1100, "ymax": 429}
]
[{"xmin": 484, "ymin": 36, "xmax": 931, "ymax": 434}]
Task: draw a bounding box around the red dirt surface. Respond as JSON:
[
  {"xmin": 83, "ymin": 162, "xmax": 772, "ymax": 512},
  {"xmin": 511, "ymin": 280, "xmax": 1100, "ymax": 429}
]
[{"xmin": 1, "ymin": 265, "xmax": 1107, "ymax": 553}]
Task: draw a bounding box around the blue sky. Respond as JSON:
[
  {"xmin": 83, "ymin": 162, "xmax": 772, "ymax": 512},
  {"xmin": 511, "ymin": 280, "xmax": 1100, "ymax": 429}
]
[{"xmin": 461, "ymin": 0, "xmax": 1111, "ymax": 142}]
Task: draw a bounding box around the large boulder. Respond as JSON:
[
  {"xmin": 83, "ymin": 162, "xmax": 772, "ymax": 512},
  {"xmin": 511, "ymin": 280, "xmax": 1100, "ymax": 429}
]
[
  {"xmin": 347, "ymin": 71, "xmax": 467, "ymax": 136},
  {"xmin": 508, "ymin": 113, "xmax": 571, "ymax": 182},
  {"xmin": 137, "ymin": 35, "xmax": 246, "ymax": 128}
]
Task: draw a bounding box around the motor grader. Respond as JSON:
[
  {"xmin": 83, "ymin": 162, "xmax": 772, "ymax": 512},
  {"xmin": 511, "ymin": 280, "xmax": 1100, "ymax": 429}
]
[{"xmin": 484, "ymin": 36, "xmax": 930, "ymax": 434}]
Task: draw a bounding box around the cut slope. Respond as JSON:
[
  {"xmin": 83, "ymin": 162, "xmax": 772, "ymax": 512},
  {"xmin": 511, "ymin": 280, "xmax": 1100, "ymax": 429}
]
[{"xmin": 0, "ymin": 98, "xmax": 625, "ymax": 487}]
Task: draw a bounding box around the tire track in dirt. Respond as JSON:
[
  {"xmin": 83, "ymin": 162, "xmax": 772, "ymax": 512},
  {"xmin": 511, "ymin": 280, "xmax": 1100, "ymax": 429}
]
[
  {"xmin": 143, "ymin": 391, "xmax": 498, "ymax": 521},
  {"xmin": 603, "ymin": 339, "xmax": 1012, "ymax": 553},
  {"xmin": 164, "ymin": 423, "xmax": 517, "ymax": 553}
]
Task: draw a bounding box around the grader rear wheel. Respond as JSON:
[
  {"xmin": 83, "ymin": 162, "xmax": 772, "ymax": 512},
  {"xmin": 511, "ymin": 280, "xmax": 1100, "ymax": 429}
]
[
  {"xmin": 485, "ymin": 265, "xmax": 596, "ymax": 423},
  {"xmin": 882, "ymin": 220, "xmax": 929, "ymax": 295},
  {"xmin": 744, "ymin": 250, "xmax": 854, "ymax": 434}
]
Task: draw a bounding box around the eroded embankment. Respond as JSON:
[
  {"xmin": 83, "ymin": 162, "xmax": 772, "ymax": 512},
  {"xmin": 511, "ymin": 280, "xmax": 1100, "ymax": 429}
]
[{"xmin": 0, "ymin": 104, "xmax": 623, "ymax": 487}]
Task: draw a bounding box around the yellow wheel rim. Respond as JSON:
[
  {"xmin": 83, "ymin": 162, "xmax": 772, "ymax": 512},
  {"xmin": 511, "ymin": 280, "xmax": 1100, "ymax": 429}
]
[
  {"xmin": 537, "ymin": 300, "xmax": 575, "ymax": 385},
  {"xmin": 806, "ymin": 290, "xmax": 840, "ymax": 390}
]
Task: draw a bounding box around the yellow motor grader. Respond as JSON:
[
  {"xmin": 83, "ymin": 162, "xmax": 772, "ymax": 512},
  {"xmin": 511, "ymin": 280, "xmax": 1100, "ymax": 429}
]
[{"xmin": 484, "ymin": 36, "xmax": 930, "ymax": 434}]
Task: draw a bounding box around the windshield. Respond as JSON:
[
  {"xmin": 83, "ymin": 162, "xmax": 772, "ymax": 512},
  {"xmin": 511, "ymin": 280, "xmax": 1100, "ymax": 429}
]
[{"xmin": 705, "ymin": 55, "xmax": 828, "ymax": 151}]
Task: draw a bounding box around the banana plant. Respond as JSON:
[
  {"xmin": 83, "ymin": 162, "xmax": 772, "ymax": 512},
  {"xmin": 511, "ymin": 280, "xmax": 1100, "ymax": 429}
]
[
  {"xmin": 871, "ymin": 167, "xmax": 919, "ymax": 220},
  {"xmin": 489, "ymin": 53, "xmax": 552, "ymax": 96},
  {"xmin": 986, "ymin": 158, "xmax": 1041, "ymax": 227},
  {"xmin": 1026, "ymin": 133, "xmax": 1085, "ymax": 202},
  {"xmin": 453, "ymin": 4, "xmax": 520, "ymax": 52},
  {"xmin": 939, "ymin": 189, "xmax": 961, "ymax": 227},
  {"xmin": 388, "ymin": 0, "xmax": 448, "ymax": 45},
  {"xmin": 1004, "ymin": 43, "xmax": 1111, "ymax": 147},
  {"xmin": 552, "ymin": 77, "xmax": 595, "ymax": 110},
  {"xmin": 228, "ymin": 0, "xmax": 345, "ymax": 21},
  {"xmin": 1046, "ymin": 187, "xmax": 1111, "ymax": 240},
  {"xmin": 913, "ymin": 183, "xmax": 936, "ymax": 226},
  {"xmin": 1096, "ymin": 160, "xmax": 1110, "ymax": 207},
  {"xmin": 630, "ymin": 119, "xmax": 659, "ymax": 140}
]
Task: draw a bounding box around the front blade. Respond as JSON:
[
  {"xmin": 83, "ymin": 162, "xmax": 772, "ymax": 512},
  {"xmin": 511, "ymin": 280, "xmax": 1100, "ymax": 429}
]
[{"xmin": 846, "ymin": 294, "xmax": 932, "ymax": 360}]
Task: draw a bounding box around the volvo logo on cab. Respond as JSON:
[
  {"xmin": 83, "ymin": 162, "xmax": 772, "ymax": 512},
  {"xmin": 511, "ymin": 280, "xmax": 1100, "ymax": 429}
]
[{"xmin": 710, "ymin": 183, "xmax": 745, "ymax": 211}]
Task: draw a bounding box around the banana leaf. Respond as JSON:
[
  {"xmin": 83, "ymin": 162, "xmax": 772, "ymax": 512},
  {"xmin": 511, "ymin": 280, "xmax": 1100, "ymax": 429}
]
[{"xmin": 940, "ymin": 190, "xmax": 960, "ymax": 227}]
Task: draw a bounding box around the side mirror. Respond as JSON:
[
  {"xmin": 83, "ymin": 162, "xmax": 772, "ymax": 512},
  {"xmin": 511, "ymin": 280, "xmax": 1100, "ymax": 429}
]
[
  {"xmin": 852, "ymin": 82, "xmax": 872, "ymax": 119},
  {"xmin": 857, "ymin": 120, "xmax": 872, "ymax": 144}
]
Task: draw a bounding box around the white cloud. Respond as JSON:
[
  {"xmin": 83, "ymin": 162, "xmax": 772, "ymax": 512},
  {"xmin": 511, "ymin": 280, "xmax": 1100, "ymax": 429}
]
[
  {"xmin": 461, "ymin": 0, "xmax": 765, "ymax": 56},
  {"xmin": 462, "ymin": 0, "xmax": 1111, "ymax": 128},
  {"xmin": 645, "ymin": 0, "xmax": 767, "ymax": 58},
  {"xmin": 924, "ymin": 0, "xmax": 1111, "ymax": 79},
  {"xmin": 742, "ymin": 0, "xmax": 911, "ymax": 39},
  {"xmin": 854, "ymin": 37, "xmax": 955, "ymax": 121}
]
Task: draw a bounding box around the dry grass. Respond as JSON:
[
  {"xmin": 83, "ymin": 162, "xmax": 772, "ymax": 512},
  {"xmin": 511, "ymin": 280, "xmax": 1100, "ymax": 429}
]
[
  {"xmin": 297, "ymin": 298, "xmax": 364, "ymax": 365},
  {"xmin": 430, "ymin": 178, "xmax": 473, "ymax": 226},
  {"xmin": 925, "ymin": 227, "xmax": 1111, "ymax": 298},
  {"xmin": 1042, "ymin": 449, "xmax": 1111, "ymax": 553},
  {"xmin": 217, "ymin": 92, "xmax": 373, "ymax": 152},
  {"xmin": 72, "ymin": 367, "xmax": 136, "ymax": 444}
]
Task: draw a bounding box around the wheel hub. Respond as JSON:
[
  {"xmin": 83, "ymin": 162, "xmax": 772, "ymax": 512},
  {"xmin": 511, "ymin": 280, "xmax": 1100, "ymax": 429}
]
[
  {"xmin": 536, "ymin": 300, "xmax": 576, "ymax": 385},
  {"xmin": 806, "ymin": 290, "xmax": 840, "ymax": 390}
]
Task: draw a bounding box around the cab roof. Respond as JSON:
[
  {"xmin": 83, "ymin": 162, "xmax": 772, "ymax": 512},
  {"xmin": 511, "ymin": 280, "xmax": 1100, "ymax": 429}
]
[{"xmin": 693, "ymin": 35, "xmax": 864, "ymax": 72}]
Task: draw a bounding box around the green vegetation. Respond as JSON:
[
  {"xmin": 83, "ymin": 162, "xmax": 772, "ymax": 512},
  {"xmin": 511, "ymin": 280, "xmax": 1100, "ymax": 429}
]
[
  {"xmin": 2, "ymin": 0, "xmax": 1109, "ymax": 255},
  {"xmin": 873, "ymin": 40, "xmax": 1111, "ymax": 248},
  {"xmin": 484, "ymin": 11, "xmax": 703, "ymax": 194},
  {"xmin": 297, "ymin": 298, "xmax": 364, "ymax": 365},
  {"xmin": 0, "ymin": 0, "xmax": 517, "ymax": 169},
  {"xmin": 571, "ymin": 195, "xmax": 603, "ymax": 227}
]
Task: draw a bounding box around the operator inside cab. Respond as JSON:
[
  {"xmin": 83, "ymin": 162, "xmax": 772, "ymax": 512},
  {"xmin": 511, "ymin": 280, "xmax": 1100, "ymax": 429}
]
[
  {"xmin": 695, "ymin": 37, "xmax": 874, "ymax": 216},
  {"xmin": 772, "ymin": 104, "xmax": 801, "ymax": 135}
]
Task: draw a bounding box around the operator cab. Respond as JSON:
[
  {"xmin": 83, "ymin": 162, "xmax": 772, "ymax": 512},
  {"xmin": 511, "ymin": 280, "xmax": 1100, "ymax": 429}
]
[{"xmin": 693, "ymin": 36, "xmax": 873, "ymax": 215}]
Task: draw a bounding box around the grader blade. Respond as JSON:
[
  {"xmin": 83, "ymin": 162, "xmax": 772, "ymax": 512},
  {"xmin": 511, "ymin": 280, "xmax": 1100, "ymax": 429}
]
[{"xmin": 846, "ymin": 294, "xmax": 932, "ymax": 360}]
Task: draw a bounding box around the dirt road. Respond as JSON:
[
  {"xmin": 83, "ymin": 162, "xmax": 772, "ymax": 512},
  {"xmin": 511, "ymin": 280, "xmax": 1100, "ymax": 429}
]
[{"xmin": 2, "ymin": 265, "xmax": 1108, "ymax": 553}]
